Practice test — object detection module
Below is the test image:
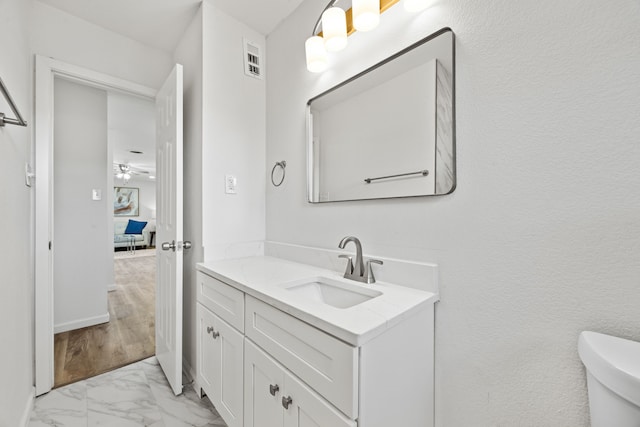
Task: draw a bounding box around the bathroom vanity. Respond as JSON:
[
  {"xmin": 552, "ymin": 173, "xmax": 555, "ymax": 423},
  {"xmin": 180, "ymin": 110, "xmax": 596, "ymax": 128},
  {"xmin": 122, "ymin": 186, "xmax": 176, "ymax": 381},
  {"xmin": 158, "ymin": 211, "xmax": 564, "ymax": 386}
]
[{"xmin": 195, "ymin": 256, "xmax": 438, "ymax": 427}]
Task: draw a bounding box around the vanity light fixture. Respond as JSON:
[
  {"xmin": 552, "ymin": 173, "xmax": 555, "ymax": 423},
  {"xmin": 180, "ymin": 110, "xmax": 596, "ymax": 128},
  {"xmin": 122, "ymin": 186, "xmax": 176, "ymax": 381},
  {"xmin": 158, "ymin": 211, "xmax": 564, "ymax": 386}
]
[
  {"xmin": 305, "ymin": 0, "xmax": 432, "ymax": 73},
  {"xmin": 305, "ymin": 36, "xmax": 329, "ymax": 73},
  {"xmin": 322, "ymin": 6, "xmax": 348, "ymax": 52},
  {"xmin": 353, "ymin": 0, "xmax": 380, "ymax": 32}
]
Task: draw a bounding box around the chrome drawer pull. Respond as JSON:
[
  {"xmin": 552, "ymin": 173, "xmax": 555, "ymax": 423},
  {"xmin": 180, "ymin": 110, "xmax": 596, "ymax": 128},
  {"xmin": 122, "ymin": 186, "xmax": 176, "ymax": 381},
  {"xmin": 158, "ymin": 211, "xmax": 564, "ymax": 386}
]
[
  {"xmin": 269, "ymin": 384, "xmax": 279, "ymax": 396},
  {"xmin": 206, "ymin": 326, "xmax": 220, "ymax": 339},
  {"xmin": 282, "ymin": 396, "xmax": 293, "ymax": 409}
]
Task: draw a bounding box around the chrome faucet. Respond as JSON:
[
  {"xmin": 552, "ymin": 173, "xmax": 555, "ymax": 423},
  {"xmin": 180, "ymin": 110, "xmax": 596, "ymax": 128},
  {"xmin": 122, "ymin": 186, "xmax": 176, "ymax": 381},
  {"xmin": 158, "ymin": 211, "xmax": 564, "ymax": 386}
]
[{"xmin": 338, "ymin": 236, "xmax": 383, "ymax": 284}]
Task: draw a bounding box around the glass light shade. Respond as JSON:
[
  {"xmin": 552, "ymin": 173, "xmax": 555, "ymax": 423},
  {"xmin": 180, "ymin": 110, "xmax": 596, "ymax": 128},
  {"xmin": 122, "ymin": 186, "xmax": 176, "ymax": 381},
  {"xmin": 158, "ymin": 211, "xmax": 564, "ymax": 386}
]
[
  {"xmin": 322, "ymin": 7, "xmax": 347, "ymax": 52},
  {"xmin": 353, "ymin": 0, "xmax": 380, "ymax": 32},
  {"xmin": 305, "ymin": 36, "xmax": 328, "ymax": 73},
  {"xmin": 404, "ymin": 0, "xmax": 431, "ymax": 12},
  {"xmin": 123, "ymin": 173, "xmax": 131, "ymax": 180}
]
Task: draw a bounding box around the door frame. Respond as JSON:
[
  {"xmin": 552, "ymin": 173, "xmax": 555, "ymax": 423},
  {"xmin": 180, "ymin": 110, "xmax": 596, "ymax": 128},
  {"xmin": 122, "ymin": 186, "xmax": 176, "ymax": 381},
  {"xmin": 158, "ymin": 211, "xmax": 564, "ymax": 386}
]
[{"xmin": 34, "ymin": 56, "xmax": 157, "ymax": 395}]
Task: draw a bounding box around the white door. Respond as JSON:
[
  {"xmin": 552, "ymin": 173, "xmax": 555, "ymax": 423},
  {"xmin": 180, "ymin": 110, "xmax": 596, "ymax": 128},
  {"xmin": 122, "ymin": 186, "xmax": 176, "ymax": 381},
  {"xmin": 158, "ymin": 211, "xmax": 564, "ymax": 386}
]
[{"xmin": 155, "ymin": 63, "xmax": 185, "ymax": 396}]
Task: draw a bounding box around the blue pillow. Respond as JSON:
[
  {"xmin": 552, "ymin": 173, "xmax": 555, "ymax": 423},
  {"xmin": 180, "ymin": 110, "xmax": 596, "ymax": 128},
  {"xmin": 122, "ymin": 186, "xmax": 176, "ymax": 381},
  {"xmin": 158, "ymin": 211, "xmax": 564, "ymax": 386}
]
[{"xmin": 124, "ymin": 220, "xmax": 147, "ymax": 235}]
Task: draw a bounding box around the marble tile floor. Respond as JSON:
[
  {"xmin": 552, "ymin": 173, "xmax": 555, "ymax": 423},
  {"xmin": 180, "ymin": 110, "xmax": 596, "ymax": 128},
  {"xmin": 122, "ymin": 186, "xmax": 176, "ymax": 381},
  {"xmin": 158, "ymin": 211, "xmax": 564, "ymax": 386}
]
[{"xmin": 29, "ymin": 357, "xmax": 228, "ymax": 427}]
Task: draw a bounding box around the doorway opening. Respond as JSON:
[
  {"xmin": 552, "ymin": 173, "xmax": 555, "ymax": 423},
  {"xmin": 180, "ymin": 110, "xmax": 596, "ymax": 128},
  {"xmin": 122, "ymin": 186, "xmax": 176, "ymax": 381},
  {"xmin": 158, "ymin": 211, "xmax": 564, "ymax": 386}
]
[
  {"xmin": 36, "ymin": 56, "xmax": 184, "ymax": 397},
  {"xmin": 51, "ymin": 80, "xmax": 158, "ymax": 388}
]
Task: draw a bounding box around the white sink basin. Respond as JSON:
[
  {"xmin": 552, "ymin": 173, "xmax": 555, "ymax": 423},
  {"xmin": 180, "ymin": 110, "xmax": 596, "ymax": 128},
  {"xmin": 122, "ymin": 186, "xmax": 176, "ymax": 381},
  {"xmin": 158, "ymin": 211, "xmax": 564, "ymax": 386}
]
[{"xmin": 284, "ymin": 277, "xmax": 382, "ymax": 309}]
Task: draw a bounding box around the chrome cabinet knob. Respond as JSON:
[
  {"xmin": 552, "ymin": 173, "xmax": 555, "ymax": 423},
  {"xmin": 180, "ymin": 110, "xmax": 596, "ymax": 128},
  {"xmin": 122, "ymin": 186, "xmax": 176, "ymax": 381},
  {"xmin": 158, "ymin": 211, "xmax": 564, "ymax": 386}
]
[
  {"xmin": 269, "ymin": 384, "xmax": 279, "ymax": 396},
  {"xmin": 282, "ymin": 395, "xmax": 293, "ymax": 409},
  {"xmin": 183, "ymin": 241, "xmax": 192, "ymax": 250},
  {"xmin": 206, "ymin": 326, "xmax": 219, "ymax": 339}
]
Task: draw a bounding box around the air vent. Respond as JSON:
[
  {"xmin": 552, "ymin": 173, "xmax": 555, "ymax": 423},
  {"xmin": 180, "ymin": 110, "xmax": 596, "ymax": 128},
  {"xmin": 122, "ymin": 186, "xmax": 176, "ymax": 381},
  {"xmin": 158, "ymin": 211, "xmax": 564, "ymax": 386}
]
[{"xmin": 243, "ymin": 38, "xmax": 263, "ymax": 80}]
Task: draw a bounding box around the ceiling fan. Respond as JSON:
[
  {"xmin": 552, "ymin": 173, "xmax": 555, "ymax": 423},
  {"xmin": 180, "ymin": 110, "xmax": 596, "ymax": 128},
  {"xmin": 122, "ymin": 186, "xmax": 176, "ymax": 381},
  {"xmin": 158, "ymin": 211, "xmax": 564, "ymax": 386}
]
[{"xmin": 113, "ymin": 163, "xmax": 149, "ymax": 184}]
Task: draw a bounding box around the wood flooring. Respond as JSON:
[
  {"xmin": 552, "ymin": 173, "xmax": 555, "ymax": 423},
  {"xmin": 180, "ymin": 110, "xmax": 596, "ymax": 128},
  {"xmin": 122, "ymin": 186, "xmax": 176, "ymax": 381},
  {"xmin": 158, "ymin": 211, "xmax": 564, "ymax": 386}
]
[{"xmin": 53, "ymin": 255, "xmax": 156, "ymax": 388}]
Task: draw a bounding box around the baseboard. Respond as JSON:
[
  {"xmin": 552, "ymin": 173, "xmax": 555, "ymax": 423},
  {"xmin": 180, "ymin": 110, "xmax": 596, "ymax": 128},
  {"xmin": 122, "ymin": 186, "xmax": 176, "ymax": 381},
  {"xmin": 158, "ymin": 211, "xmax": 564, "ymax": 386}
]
[
  {"xmin": 108, "ymin": 284, "xmax": 117, "ymax": 292},
  {"xmin": 18, "ymin": 387, "xmax": 35, "ymax": 427},
  {"xmin": 54, "ymin": 312, "xmax": 110, "ymax": 334}
]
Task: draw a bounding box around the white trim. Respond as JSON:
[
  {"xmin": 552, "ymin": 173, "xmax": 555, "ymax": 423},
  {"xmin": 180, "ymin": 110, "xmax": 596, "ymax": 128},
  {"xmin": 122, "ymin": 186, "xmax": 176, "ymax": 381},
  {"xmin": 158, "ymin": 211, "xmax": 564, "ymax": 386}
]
[
  {"xmin": 18, "ymin": 387, "xmax": 35, "ymax": 427},
  {"xmin": 34, "ymin": 55, "xmax": 157, "ymax": 396},
  {"xmin": 54, "ymin": 313, "xmax": 110, "ymax": 334}
]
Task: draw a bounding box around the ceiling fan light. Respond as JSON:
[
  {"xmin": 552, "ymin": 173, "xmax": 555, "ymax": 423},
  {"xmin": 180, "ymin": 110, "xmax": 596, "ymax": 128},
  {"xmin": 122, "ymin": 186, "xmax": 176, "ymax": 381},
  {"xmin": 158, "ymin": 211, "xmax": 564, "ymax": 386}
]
[
  {"xmin": 353, "ymin": 0, "xmax": 380, "ymax": 32},
  {"xmin": 322, "ymin": 7, "xmax": 347, "ymax": 52}
]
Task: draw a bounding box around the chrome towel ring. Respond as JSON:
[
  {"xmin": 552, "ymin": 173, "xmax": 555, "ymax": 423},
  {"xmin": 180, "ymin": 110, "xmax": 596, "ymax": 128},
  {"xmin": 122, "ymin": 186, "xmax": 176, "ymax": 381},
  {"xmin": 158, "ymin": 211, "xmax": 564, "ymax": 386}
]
[{"xmin": 271, "ymin": 160, "xmax": 286, "ymax": 187}]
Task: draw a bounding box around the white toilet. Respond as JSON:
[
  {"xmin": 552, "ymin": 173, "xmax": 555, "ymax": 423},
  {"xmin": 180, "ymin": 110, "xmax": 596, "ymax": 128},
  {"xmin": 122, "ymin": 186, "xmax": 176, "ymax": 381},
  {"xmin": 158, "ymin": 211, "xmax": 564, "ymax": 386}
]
[{"xmin": 579, "ymin": 331, "xmax": 640, "ymax": 426}]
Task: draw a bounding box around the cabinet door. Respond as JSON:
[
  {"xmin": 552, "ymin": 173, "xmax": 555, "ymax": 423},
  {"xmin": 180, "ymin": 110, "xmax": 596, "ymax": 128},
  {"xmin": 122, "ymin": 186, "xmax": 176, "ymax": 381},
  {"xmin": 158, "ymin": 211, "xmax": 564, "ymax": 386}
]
[
  {"xmin": 197, "ymin": 303, "xmax": 219, "ymax": 400},
  {"xmin": 283, "ymin": 370, "xmax": 356, "ymax": 427},
  {"xmin": 245, "ymin": 340, "xmax": 284, "ymax": 427},
  {"xmin": 216, "ymin": 317, "xmax": 244, "ymax": 427},
  {"xmin": 197, "ymin": 304, "xmax": 244, "ymax": 427}
]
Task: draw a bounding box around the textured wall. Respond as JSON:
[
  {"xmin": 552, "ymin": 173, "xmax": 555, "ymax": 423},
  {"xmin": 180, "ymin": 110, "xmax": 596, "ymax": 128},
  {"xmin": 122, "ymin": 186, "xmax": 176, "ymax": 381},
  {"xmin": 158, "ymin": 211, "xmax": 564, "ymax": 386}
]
[
  {"xmin": 0, "ymin": 0, "xmax": 34, "ymax": 424},
  {"xmin": 201, "ymin": 0, "xmax": 266, "ymax": 260},
  {"xmin": 266, "ymin": 1, "xmax": 640, "ymax": 425}
]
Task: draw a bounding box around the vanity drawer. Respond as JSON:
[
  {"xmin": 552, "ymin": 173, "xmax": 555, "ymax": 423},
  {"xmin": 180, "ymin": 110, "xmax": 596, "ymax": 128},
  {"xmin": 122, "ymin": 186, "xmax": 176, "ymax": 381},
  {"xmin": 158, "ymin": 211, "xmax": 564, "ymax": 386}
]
[
  {"xmin": 197, "ymin": 271, "xmax": 244, "ymax": 332},
  {"xmin": 245, "ymin": 295, "xmax": 358, "ymax": 419}
]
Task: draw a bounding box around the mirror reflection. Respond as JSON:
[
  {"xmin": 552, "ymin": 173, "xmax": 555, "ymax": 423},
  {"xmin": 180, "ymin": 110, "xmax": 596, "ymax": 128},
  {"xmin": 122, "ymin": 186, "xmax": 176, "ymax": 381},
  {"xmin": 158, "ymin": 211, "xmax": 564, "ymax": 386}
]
[{"xmin": 307, "ymin": 28, "xmax": 455, "ymax": 203}]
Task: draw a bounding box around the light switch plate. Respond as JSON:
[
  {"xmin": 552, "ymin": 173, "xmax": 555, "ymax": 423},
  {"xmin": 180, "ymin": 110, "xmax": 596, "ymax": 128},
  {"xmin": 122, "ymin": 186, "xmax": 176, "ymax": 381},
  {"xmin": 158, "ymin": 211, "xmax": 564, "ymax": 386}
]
[
  {"xmin": 225, "ymin": 175, "xmax": 237, "ymax": 194},
  {"xmin": 92, "ymin": 189, "xmax": 102, "ymax": 200}
]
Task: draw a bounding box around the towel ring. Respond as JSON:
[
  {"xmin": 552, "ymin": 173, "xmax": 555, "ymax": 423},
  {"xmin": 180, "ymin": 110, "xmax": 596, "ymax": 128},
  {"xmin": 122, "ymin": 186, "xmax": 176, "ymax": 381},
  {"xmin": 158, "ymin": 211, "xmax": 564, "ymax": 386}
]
[{"xmin": 271, "ymin": 160, "xmax": 286, "ymax": 187}]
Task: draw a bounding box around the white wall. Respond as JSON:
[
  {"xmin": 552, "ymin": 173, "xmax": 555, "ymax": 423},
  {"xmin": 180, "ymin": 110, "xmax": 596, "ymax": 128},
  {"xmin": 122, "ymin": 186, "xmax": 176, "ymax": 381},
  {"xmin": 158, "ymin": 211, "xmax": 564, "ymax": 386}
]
[
  {"xmin": 121, "ymin": 177, "xmax": 156, "ymax": 222},
  {"xmin": 174, "ymin": 0, "xmax": 267, "ymax": 376},
  {"xmin": 173, "ymin": 5, "xmax": 203, "ymax": 377},
  {"xmin": 0, "ymin": 0, "xmax": 35, "ymax": 424},
  {"xmin": 201, "ymin": 0, "xmax": 266, "ymax": 260},
  {"xmin": 53, "ymin": 78, "xmax": 109, "ymax": 333},
  {"xmin": 266, "ymin": 1, "xmax": 640, "ymax": 425},
  {"xmin": 30, "ymin": 1, "xmax": 173, "ymax": 89}
]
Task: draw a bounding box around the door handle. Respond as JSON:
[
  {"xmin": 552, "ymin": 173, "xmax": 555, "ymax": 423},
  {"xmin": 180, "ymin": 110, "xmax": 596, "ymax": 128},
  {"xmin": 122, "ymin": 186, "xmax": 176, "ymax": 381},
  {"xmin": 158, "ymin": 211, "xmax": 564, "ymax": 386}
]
[
  {"xmin": 183, "ymin": 241, "xmax": 192, "ymax": 250},
  {"xmin": 161, "ymin": 240, "xmax": 176, "ymax": 251}
]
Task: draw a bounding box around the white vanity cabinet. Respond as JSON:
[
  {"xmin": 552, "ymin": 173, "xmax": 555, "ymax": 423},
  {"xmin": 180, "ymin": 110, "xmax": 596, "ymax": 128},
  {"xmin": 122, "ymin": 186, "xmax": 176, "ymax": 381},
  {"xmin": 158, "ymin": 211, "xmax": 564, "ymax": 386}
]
[
  {"xmin": 196, "ymin": 272, "xmax": 245, "ymax": 427},
  {"xmin": 244, "ymin": 339, "xmax": 355, "ymax": 427},
  {"xmin": 196, "ymin": 260, "xmax": 436, "ymax": 427}
]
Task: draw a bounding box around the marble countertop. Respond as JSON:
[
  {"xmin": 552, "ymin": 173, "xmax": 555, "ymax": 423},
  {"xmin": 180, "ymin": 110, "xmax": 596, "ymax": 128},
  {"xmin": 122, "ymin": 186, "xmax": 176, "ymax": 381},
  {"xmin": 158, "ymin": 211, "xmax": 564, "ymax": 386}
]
[{"xmin": 196, "ymin": 256, "xmax": 438, "ymax": 346}]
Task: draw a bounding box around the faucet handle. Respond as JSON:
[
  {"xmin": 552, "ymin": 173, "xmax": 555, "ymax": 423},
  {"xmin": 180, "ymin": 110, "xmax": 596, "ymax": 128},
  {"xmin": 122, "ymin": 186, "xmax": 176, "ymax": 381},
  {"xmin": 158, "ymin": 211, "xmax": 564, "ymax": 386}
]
[
  {"xmin": 365, "ymin": 259, "xmax": 383, "ymax": 284},
  {"xmin": 338, "ymin": 254, "xmax": 354, "ymax": 276}
]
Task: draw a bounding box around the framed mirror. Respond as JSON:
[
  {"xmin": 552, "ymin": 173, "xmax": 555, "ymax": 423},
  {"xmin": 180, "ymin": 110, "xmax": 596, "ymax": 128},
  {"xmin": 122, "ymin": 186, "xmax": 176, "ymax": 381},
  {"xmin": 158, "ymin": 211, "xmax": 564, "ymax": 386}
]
[{"xmin": 307, "ymin": 28, "xmax": 455, "ymax": 203}]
